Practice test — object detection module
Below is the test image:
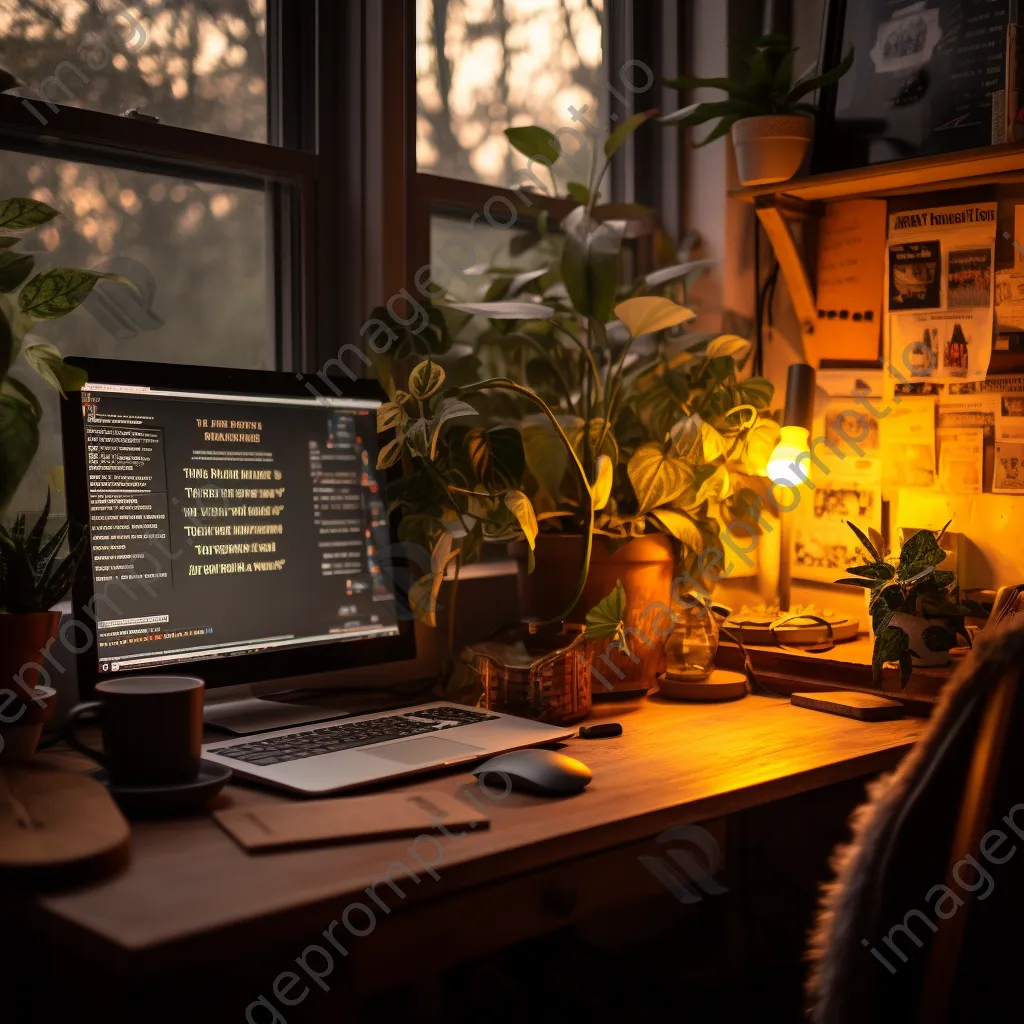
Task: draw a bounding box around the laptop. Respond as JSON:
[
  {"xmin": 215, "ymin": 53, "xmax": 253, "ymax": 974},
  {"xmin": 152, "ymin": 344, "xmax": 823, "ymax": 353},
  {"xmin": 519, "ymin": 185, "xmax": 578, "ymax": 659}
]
[
  {"xmin": 61, "ymin": 359, "xmax": 571, "ymax": 797},
  {"xmin": 202, "ymin": 702, "xmax": 573, "ymax": 795}
]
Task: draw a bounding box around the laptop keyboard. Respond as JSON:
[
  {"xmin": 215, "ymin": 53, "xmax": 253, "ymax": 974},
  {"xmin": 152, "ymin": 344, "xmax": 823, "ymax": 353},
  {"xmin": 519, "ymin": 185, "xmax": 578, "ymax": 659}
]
[{"xmin": 211, "ymin": 708, "xmax": 500, "ymax": 767}]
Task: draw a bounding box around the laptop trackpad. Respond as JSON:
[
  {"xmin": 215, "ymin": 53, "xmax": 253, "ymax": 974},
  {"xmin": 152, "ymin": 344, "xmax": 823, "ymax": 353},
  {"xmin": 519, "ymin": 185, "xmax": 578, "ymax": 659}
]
[{"xmin": 364, "ymin": 736, "xmax": 484, "ymax": 765}]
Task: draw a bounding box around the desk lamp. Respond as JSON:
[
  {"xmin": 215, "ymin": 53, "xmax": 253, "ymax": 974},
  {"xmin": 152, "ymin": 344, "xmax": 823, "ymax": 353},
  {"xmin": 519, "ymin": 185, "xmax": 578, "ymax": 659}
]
[{"xmin": 766, "ymin": 362, "xmax": 815, "ymax": 617}]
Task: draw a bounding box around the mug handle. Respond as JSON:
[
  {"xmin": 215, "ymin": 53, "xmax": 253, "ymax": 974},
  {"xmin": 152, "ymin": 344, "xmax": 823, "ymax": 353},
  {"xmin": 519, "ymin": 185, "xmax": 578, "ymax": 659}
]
[{"xmin": 62, "ymin": 701, "xmax": 107, "ymax": 766}]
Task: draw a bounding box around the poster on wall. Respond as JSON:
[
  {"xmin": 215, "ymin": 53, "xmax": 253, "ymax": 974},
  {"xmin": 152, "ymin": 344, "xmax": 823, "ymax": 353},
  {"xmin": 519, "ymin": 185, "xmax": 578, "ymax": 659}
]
[
  {"xmin": 815, "ymin": 0, "xmax": 1019, "ymax": 171},
  {"xmin": 886, "ymin": 203, "xmax": 996, "ymax": 385}
]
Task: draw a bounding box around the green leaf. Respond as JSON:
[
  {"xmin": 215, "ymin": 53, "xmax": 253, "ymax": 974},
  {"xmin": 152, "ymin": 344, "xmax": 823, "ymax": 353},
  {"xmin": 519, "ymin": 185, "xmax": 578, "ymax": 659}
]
[
  {"xmin": 0, "ymin": 250, "xmax": 34, "ymax": 292},
  {"xmin": 377, "ymin": 401, "xmax": 404, "ymax": 431},
  {"xmin": 0, "ymin": 386, "xmax": 40, "ymax": 513},
  {"xmin": 847, "ymin": 520, "xmax": 882, "ymax": 563},
  {"xmin": 446, "ymin": 300, "xmax": 556, "ymax": 320},
  {"xmin": 898, "ymin": 527, "xmax": 946, "ymax": 574},
  {"xmin": 407, "ymin": 358, "xmax": 445, "ymax": 400},
  {"xmin": 700, "ymin": 420, "xmax": 728, "ymax": 462},
  {"xmin": 627, "ymin": 442, "xmax": 695, "ymax": 513},
  {"xmin": 18, "ymin": 268, "xmax": 106, "ymax": 319},
  {"xmin": 872, "ymin": 625, "xmax": 910, "ymax": 685},
  {"xmin": 604, "ymin": 108, "xmax": 657, "ymax": 158},
  {"xmin": 643, "ymin": 260, "xmax": 716, "ymax": 288},
  {"xmin": 591, "ymin": 454, "xmax": 613, "ymax": 510},
  {"xmin": 922, "ymin": 625, "xmax": 958, "ymax": 653},
  {"xmin": 772, "ymin": 49, "xmax": 796, "ymax": 93},
  {"xmin": 614, "ymin": 296, "xmax": 694, "ymax": 338},
  {"xmin": 662, "ymin": 74, "xmax": 742, "ymax": 93},
  {"xmin": 504, "ymin": 490, "xmax": 538, "ymax": 548},
  {"xmin": 585, "ymin": 579, "xmax": 627, "ymax": 640},
  {"xmin": 22, "ymin": 343, "xmax": 87, "ymax": 397},
  {"xmin": 504, "ymin": 126, "xmax": 560, "ymax": 165},
  {"xmin": 566, "ymin": 181, "xmax": 590, "ymax": 204},
  {"xmin": 737, "ymin": 418, "xmax": 780, "ymax": 475},
  {"xmin": 693, "ymin": 115, "xmax": 739, "ymax": 147},
  {"xmin": 735, "ymin": 376, "xmax": 774, "ymax": 409},
  {"xmin": 787, "ymin": 44, "xmax": 855, "ymax": 103},
  {"xmin": 0, "ymin": 197, "xmax": 60, "ymax": 232},
  {"xmin": 523, "ymin": 417, "xmax": 571, "ymax": 501},
  {"xmin": 846, "ymin": 562, "xmax": 896, "ymax": 581},
  {"xmin": 408, "ymin": 572, "xmax": 444, "ymax": 628},
  {"xmin": 706, "ymin": 334, "xmax": 751, "ymax": 360},
  {"xmin": 650, "ymin": 508, "xmax": 703, "ymax": 551},
  {"xmin": 376, "ymin": 437, "xmax": 402, "ymax": 470},
  {"xmin": 661, "ymin": 99, "xmax": 756, "ymax": 126},
  {"xmin": 465, "ymin": 426, "xmax": 525, "ymax": 491},
  {"xmin": 559, "ymin": 206, "xmax": 625, "ymax": 324}
]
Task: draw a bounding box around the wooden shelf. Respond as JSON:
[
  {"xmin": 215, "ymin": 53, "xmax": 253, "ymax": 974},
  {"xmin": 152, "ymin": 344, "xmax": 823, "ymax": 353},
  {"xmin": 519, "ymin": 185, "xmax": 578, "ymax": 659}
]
[{"xmin": 731, "ymin": 140, "xmax": 1024, "ymax": 205}]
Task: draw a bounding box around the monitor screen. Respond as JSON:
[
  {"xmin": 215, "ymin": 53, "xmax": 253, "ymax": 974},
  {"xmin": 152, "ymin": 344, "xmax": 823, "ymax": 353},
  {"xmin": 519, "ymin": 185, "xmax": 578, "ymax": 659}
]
[{"xmin": 61, "ymin": 361, "xmax": 412, "ymax": 690}]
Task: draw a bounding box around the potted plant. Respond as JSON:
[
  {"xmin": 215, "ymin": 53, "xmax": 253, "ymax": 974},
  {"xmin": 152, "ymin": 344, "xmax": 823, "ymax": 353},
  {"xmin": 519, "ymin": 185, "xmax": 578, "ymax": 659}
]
[
  {"xmin": 373, "ymin": 115, "xmax": 780, "ymax": 692},
  {"xmin": 0, "ymin": 491, "xmax": 86, "ymax": 761},
  {"xmin": 836, "ymin": 521, "xmax": 984, "ymax": 688},
  {"xmin": 662, "ymin": 33, "xmax": 854, "ymax": 186},
  {"xmin": 1, "ymin": 195, "xmax": 129, "ymax": 515}
]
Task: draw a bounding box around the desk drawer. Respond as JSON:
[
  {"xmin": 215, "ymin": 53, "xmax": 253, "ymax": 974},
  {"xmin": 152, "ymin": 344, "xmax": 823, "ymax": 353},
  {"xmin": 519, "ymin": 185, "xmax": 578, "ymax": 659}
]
[{"xmin": 349, "ymin": 817, "xmax": 727, "ymax": 992}]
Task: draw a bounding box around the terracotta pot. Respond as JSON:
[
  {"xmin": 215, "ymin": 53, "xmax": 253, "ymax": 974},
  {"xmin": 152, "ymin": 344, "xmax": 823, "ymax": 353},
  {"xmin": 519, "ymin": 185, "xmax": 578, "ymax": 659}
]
[
  {"xmin": 509, "ymin": 533, "xmax": 676, "ymax": 694},
  {"xmin": 0, "ymin": 686, "xmax": 57, "ymax": 763},
  {"xmin": 0, "ymin": 611, "xmax": 61, "ymax": 699},
  {"xmin": 731, "ymin": 114, "xmax": 814, "ymax": 186}
]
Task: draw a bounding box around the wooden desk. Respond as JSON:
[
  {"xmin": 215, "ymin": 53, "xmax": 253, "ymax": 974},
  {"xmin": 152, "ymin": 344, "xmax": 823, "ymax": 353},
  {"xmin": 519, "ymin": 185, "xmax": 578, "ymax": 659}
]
[{"xmin": 17, "ymin": 694, "xmax": 922, "ymax": 1004}]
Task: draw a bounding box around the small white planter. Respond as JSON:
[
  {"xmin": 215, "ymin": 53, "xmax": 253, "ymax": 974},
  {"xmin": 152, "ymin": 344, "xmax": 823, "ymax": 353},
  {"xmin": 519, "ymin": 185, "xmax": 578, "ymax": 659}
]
[
  {"xmin": 889, "ymin": 612, "xmax": 953, "ymax": 669},
  {"xmin": 731, "ymin": 114, "xmax": 814, "ymax": 187}
]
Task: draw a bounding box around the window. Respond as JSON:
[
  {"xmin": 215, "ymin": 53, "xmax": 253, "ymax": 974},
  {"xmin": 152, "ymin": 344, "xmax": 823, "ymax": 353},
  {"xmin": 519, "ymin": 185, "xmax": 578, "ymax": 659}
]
[
  {"xmin": 408, "ymin": 0, "xmax": 686, "ymax": 291},
  {"xmin": 0, "ymin": 0, "xmax": 349, "ymax": 518}
]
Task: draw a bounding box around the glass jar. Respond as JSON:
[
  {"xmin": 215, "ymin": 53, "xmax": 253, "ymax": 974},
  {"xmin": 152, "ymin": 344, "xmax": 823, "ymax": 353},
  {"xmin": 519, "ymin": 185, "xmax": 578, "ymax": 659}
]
[
  {"xmin": 465, "ymin": 622, "xmax": 592, "ymax": 725},
  {"xmin": 663, "ymin": 595, "xmax": 721, "ymax": 681}
]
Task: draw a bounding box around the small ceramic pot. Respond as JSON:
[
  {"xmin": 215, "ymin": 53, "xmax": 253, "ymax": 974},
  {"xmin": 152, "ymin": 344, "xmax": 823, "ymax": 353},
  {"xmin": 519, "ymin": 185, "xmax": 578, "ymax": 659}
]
[
  {"xmin": 889, "ymin": 612, "xmax": 953, "ymax": 669},
  {"xmin": 731, "ymin": 114, "xmax": 814, "ymax": 186},
  {"xmin": 0, "ymin": 686, "xmax": 57, "ymax": 763}
]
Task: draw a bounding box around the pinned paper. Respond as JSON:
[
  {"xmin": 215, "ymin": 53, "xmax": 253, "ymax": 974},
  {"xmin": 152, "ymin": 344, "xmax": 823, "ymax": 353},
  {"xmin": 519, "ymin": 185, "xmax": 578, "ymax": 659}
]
[{"xmin": 815, "ymin": 199, "xmax": 887, "ymax": 362}]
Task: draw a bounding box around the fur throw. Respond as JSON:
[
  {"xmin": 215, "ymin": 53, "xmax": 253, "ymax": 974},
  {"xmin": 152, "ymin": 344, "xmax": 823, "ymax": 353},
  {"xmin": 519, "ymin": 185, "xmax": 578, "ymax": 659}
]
[{"xmin": 805, "ymin": 617, "xmax": 1024, "ymax": 1023}]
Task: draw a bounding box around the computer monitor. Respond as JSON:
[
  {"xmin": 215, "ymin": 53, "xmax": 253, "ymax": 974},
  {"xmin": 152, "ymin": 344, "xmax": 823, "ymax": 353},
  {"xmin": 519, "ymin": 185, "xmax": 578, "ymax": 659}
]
[{"xmin": 60, "ymin": 358, "xmax": 415, "ymax": 697}]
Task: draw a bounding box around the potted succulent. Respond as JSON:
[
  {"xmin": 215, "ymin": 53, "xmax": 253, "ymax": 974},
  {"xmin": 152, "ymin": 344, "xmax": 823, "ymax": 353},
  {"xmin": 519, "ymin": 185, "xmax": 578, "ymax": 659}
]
[
  {"xmin": 836, "ymin": 521, "xmax": 984, "ymax": 688},
  {"xmin": 373, "ymin": 115, "xmax": 780, "ymax": 691},
  {"xmin": 0, "ymin": 491, "xmax": 86, "ymax": 761},
  {"xmin": 662, "ymin": 33, "xmax": 854, "ymax": 186},
  {"xmin": 1, "ymin": 195, "xmax": 128, "ymax": 515}
]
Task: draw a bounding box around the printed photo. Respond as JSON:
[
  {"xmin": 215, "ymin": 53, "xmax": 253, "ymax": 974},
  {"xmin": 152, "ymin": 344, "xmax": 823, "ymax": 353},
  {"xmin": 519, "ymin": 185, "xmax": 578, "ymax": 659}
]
[
  {"xmin": 1001, "ymin": 395, "xmax": 1024, "ymax": 417},
  {"xmin": 904, "ymin": 326, "xmax": 939, "ymax": 377},
  {"xmin": 813, "ymin": 486, "xmax": 876, "ymax": 522},
  {"xmin": 825, "ymin": 405, "xmax": 880, "ymax": 453},
  {"xmin": 994, "ymin": 442, "xmax": 1024, "ymax": 494},
  {"xmin": 889, "ymin": 241, "xmax": 941, "ymax": 309},
  {"xmin": 895, "ymin": 382, "xmax": 943, "ymax": 397},
  {"xmin": 794, "ymin": 531, "xmax": 874, "ymax": 578},
  {"xmin": 943, "ymin": 323, "xmax": 970, "ymax": 378},
  {"xmin": 947, "ymin": 248, "xmax": 992, "ymax": 308}
]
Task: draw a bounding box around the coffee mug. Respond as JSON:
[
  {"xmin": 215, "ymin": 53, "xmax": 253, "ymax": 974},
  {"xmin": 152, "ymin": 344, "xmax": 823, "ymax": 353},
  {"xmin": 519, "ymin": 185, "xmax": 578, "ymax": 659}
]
[{"xmin": 63, "ymin": 676, "xmax": 205, "ymax": 787}]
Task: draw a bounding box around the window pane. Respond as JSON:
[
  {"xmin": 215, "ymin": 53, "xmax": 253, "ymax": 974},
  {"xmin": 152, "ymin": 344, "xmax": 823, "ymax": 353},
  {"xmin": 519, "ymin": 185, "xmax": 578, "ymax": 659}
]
[
  {"xmin": 1, "ymin": 151, "xmax": 272, "ymax": 515},
  {"xmin": 416, "ymin": 0, "xmax": 605, "ymax": 189},
  {"xmin": 0, "ymin": 1, "xmax": 267, "ymax": 143}
]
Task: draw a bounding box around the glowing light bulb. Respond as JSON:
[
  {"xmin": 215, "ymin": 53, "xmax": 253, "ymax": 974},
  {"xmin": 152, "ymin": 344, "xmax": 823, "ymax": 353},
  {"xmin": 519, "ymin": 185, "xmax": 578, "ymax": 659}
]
[{"xmin": 766, "ymin": 425, "xmax": 811, "ymax": 488}]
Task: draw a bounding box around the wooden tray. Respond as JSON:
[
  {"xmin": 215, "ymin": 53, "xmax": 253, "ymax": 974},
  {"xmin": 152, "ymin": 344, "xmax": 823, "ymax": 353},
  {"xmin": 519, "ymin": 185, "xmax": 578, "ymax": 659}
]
[{"xmin": 0, "ymin": 767, "xmax": 130, "ymax": 887}]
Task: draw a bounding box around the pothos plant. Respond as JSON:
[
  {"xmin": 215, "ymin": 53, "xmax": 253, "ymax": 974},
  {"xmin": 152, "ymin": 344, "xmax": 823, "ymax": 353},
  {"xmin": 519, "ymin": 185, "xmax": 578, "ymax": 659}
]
[
  {"xmin": 836, "ymin": 520, "xmax": 985, "ymax": 688},
  {"xmin": 0, "ymin": 197, "xmax": 133, "ymax": 515},
  {"xmin": 373, "ymin": 113, "xmax": 780, "ymax": 661}
]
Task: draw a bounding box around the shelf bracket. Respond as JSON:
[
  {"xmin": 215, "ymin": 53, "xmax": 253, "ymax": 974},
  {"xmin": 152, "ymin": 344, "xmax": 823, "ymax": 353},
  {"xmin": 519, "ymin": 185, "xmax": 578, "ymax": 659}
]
[{"xmin": 754, "ymin": 195, "xmax": 818, "ymax": 356}]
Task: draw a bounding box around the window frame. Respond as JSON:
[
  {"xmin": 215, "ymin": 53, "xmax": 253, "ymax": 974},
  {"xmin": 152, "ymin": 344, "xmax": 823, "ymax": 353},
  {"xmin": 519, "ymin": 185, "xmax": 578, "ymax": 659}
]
[{"xmin": 0, "ymin": 0, "xmax": 346, "ymax": 376}]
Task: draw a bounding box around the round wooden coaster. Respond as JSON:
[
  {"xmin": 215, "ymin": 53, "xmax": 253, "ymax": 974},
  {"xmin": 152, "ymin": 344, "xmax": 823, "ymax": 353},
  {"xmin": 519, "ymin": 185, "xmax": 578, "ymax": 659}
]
[{"xmin": 656, "ymin": 669, "xmax": 748, "ymax": 702}]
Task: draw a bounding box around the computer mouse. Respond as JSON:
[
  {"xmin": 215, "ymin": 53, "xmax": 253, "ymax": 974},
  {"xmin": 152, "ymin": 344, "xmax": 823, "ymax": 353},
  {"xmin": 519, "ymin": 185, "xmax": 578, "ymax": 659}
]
[{"xmin": 472, "ymin": 748, "xmax": 592, "ymax": 796}]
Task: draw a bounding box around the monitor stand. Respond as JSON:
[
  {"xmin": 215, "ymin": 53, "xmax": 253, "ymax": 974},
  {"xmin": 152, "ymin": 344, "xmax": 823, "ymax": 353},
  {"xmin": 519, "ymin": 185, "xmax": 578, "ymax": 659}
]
[{"xmin": 203, "ymin": 687, "xmax": 424, "ymax": 735}]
